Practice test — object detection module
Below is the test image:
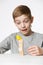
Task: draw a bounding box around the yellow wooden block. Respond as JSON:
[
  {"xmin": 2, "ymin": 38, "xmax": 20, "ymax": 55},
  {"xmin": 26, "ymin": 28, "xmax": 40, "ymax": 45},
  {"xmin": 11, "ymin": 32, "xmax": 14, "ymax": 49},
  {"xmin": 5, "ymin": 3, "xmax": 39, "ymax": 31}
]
[
  {"xmin": 16, "ymin": 35, "xmax": 22, "ymax": 40},
  {"xmin": 19, "ymin": 51, "xmax": 24, "ymax": 56},
  {"xmin": 16, "ymin": 35, "xmax": 24, "ymax": 56}
]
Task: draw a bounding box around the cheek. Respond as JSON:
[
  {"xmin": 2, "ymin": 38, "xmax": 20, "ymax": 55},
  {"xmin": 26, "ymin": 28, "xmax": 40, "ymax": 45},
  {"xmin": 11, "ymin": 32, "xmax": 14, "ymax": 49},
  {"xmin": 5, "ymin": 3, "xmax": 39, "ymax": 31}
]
[
  {"xmin": 26, "ymin": 23, "xmax": 31, "ymax": 28},
  {"xmin": 16, "ymin": 24, "xmax": 21, "ymax": 29}
]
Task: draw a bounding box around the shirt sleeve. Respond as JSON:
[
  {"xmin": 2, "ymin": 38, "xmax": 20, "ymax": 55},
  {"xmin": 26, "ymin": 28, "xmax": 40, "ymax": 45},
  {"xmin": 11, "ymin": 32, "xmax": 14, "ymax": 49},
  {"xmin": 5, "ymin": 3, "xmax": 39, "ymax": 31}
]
[
  {"xmin": 41, "ymin": 42, "xmax": 43, "ymax": 47},
  {"xmin": 41, "ymin": 34, "xmax": 43, "ymax": 47},
  {"xmin": 0, "ymin": 34, "xmax": 12, "ymax": 54}
]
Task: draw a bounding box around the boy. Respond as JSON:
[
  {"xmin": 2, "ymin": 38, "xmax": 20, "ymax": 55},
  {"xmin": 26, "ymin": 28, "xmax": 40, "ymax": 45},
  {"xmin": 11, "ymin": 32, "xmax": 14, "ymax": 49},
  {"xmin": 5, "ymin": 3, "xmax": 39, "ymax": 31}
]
[{"xmin": 0, "ymin": 5, "xmax": 43, "ymax": 56}]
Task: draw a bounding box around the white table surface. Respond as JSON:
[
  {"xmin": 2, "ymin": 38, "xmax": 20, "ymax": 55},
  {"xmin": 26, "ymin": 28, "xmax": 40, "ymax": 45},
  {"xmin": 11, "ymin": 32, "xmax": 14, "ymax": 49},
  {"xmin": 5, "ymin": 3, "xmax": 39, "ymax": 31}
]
[{"xmin": 0, "ymin": 50, "xmax": 43, "ymax": 65}]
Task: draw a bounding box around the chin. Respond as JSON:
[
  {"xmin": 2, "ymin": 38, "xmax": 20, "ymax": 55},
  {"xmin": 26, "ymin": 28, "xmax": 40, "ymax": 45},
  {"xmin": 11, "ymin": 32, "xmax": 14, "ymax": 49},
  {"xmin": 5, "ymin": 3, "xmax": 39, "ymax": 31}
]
[{"xmin": 21, "ymin": 32, "xmax": 28, "ymax": 35}]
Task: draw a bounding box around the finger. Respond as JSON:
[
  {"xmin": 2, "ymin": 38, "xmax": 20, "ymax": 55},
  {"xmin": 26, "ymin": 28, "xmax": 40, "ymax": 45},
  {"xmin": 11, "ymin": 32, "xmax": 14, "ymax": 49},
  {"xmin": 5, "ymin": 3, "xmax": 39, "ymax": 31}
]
[
  {"xmin": 28, "ymin": 45, "xmax": 39, "ymax": 53},
  {"xmin": 28, "ymin": 46, "xmax": 37, "ymax": 50},
  {"xmin": 28, "ymin": 48, "xmax": 35, "ymax": 52},
  {"xmin": 28, "ymin": 47, "xmax": 36, "ymax": 53},
  {"xmin": 27, "ymin": 46, "xmax": 40, "ymax": 56},
  {"xmin": 27, "ymin": 48, "xmax": 39, "ymax": 56},
  {"xmin": 28, "ymin": 51, "xmax": 39, "ymax": 56}
]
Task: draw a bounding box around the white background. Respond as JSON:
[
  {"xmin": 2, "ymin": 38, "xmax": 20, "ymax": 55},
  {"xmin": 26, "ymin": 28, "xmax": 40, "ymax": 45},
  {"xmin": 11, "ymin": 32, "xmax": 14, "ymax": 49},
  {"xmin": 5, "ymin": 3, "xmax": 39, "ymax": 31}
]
[{"xmin": 0, "ymin": 0, "xmax": 43, "ymax": 65}]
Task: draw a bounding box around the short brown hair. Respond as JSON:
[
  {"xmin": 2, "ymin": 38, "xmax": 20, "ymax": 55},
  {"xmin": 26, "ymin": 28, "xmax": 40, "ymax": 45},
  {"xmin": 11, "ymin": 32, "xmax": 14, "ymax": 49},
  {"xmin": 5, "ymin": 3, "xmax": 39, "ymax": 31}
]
[{"xmin": 12, "ymin": 5, "xmax": 32, "ymax": 20}]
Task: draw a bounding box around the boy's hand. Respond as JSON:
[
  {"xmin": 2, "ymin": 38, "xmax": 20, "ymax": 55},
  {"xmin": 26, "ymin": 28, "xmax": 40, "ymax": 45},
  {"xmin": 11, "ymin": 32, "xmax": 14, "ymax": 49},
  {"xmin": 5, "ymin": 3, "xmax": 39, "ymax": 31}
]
[{"xmin": 27, "ymin": 45, "xmax": 43, "ymax": 56}]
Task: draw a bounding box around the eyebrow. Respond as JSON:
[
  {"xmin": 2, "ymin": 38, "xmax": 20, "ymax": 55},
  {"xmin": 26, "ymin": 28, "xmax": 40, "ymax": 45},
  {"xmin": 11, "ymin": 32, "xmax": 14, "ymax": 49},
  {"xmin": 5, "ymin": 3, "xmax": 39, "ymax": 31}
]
[{"xmin": 15, "ymin": 17, "xmax": 29, "ymax": 22}]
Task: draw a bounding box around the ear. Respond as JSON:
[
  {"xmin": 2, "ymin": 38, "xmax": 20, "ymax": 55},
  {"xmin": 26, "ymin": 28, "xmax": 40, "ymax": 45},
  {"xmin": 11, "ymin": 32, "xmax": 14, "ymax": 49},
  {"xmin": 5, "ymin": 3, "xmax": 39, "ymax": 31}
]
[{"xmin": 31, "ymin": 16, "xmax": 34, "ymax": 24}]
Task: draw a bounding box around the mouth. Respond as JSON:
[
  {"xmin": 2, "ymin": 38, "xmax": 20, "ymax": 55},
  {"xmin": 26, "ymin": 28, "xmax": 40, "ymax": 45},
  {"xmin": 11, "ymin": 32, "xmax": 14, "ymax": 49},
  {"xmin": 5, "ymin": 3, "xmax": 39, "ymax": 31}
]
[{"xmin": 21, "ymin": 29, "xmax": 27, "ymax": 31}]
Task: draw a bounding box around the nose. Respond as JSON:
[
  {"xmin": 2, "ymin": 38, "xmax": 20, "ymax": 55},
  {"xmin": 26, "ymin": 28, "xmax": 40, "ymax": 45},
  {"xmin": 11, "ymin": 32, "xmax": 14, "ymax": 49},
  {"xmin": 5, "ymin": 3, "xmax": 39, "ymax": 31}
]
[{"xmin": 21, "ymin": 23, "xmax": 25, "ymax": 28}]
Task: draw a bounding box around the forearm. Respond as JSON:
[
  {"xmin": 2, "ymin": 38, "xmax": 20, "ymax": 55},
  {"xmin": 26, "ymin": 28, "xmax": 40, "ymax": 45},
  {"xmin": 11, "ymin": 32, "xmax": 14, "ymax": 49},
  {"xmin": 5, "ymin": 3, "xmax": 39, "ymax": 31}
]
[
  {"xmin": 0, "ymin": 36, "xmax": 11, "ymax": 54},
  {"xmin": 0, "ymin": 47, "xmax": 9, "ymax": 54}
]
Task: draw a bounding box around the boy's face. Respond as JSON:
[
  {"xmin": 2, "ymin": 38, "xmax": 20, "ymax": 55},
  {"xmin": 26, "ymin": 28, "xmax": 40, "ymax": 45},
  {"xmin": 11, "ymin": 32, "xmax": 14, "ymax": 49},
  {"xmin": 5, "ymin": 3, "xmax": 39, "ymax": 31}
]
[{"xmin": 15, "ymin": 15, "xmax": 33, "ymax": 35}]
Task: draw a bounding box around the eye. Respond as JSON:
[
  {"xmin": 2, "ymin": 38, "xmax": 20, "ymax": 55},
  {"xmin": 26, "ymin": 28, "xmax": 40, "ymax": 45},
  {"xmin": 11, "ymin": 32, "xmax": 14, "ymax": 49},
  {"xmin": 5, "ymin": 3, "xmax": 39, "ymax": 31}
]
[
  {"xmin": 16, "ymin": 22, "xmax": 21, "ymax": 24},
  {"xmin": 24, "ymin": 19, "xmax": 29, "ymax": 23},
  {"xmin": 15, "ymin": 21, "xmax": 21, "ymax": 24}
]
